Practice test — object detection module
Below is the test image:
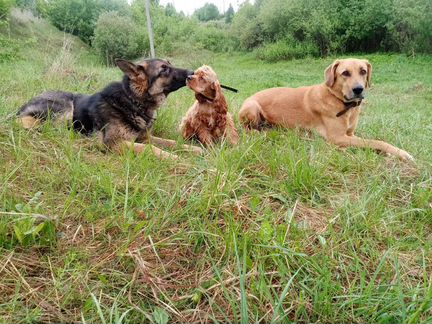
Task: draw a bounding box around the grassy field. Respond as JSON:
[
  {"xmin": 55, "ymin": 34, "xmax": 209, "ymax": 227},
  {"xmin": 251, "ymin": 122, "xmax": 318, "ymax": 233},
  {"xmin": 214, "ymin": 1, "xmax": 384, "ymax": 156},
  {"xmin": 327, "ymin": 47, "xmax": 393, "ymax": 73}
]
[{"xmin": 1, "ymin": 11, "xmax": 432, "ymax": 324}]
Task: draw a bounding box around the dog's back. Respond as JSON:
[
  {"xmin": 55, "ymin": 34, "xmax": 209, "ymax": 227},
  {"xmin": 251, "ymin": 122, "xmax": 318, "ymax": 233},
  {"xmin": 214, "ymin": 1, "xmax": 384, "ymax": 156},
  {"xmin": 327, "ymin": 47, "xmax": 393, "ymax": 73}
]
[
  {"xmin": 239, "ymin": 86, "xmax": 317, "ymax": 129},
  {"xmin": 17, "ymin": 91, "xmax": 77, "ymax": 129}
]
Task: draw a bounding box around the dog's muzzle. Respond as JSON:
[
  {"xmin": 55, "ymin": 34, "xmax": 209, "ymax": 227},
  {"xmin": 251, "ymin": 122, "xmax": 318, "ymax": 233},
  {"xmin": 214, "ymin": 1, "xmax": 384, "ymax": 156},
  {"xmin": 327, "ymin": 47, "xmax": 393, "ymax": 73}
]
[{"xmin": 344, "ymin": 94, "xmax": 364, "ymax": 102}]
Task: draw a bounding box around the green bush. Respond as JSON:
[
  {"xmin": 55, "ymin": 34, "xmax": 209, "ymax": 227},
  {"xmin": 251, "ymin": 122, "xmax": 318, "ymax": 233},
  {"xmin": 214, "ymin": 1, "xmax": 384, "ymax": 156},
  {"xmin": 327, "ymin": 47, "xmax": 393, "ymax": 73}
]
[
  {"xmin": 45, "ymin": 0, "xmax": 132, "ymax": 44},
  {"xmin": 232, "ymin": 0, "xmax": 432, "ymax": 58},
  {"xmin": 47, "ymin": 0, "xmax": 100, "ymax": 44},
  {"xmin": 0, "ymin": 0, "xmax": 14, "ymax": 20},
  {"xmin": 93, "ymin": 11, "xmax": 147, "ymax": 65},
  {"xmin": 29, "ymin": 0, "xmax": 432, "ymax": 60},
  {"xmin": 231, "ymin": 2, "xmax": 264, "ymax": 50},
  {"xmin": 193, "ymin": 23, "xmax": 236, "ymax": 52},
  {"xmin": 193, "ymin": 2, "xmax": 220, "ymax": 22},
  {"xmin": 256, "ymin": 38, "xmax": 320, "ymax": 61},
  {"xmin": 387, "ymin": 0, "xmax": 432, "ymax": 54},
  {"xmin": 14, "ymin": 0, "xmax": 48, "ymax": 17}
]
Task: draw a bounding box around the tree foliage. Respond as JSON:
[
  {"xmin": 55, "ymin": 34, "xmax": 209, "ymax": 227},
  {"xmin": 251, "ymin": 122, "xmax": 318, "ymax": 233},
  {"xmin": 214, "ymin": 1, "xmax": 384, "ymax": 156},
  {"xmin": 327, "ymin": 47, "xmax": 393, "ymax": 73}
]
[
  {"xmin": 38, "ymin": 0, "xmax": 432, "ymax": 62},
  {"xmin": 224, "ymin": 4, "xmax": 234, "ymax": 23},
  {"xmin": 46, "ymin": 0, "xmax": 130, "ymax": 44},
  {"xmin": 232, "ymin": 0, "xmax": 432, "ymax": 57},
  {"xmin": 0, "ymin": 0, "xmax": 14, "ymax": 20},
  {"xmin": 93, "ymin": 11, "xmax": 146, "ymax": 65},
  {"xmin": 47, "ymin": 0, "xmax": 101, "ymax": 44},
  {"xmin": 194, "ymin": 3, "xmax": 219, "ymax": 22}
]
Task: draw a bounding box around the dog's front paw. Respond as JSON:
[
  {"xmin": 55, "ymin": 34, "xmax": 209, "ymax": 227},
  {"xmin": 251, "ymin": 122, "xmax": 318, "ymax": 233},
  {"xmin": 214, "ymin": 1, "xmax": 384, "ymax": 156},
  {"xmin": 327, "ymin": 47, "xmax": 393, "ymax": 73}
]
[
  {"xmin": 399, "ymin": 150, "xmax": 414, "ymax": 162},
  {"xmin": 187, "ymin": 145, "xmax": 204, "ymax": 155},
  {"xmin": 158, "ymin": 150, "xmax": 179, "ymax": 160}
]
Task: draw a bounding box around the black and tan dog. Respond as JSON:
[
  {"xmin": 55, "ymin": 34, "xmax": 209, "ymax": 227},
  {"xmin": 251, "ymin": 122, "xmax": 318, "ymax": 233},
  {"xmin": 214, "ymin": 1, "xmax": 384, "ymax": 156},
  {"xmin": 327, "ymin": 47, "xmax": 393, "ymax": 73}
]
[{"xmin": 17, "ymin": 58, "xmax": 203, "ymax": 159}]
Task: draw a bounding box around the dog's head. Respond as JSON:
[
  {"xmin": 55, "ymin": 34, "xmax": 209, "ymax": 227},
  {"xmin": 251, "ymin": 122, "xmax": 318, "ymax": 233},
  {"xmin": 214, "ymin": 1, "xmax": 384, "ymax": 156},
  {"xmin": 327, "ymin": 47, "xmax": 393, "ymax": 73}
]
[
  {"xmin": 115, "ymin": 58, "xmax": 193, "ymax": 98},
  {"xmin": 324, "ymin": 58, "xmax": 372, "ymax": 102},
  {"xmin": 186, "ymin": 65, "xmax": 221, "ymax": 101}
]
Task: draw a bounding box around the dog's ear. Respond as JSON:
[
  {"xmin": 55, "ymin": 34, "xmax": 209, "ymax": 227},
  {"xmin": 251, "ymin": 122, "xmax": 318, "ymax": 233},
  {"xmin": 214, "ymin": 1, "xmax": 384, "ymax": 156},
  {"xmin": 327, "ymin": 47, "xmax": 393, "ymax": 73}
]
[
  {"xmin": 115, "ymin": 59, "xmax": 142, "ymax": 79},
  {"xmin": 211, "ymin": 80, "xmax": 222, "ymax": 100},
  {"xmin": 211, "ymin": 80, "xmax": 228, "ymax": 112},
  {"xmin": 364, "ymin": 60, "xmax": 372, "ymax": 88},
  {"xmin": 324, "ymin": 60, "xmax": 340, "ymax": 87}
]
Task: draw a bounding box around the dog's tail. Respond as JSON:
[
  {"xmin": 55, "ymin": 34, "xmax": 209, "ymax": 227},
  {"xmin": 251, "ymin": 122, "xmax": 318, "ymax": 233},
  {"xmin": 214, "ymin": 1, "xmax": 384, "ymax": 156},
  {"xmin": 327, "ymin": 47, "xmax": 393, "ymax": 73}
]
[
  {"xmin": 17, "ymin": 91, "xmax": 75, "ymax": 129},
  {"xmin": 239, "ymin": 98, "xmax": 267, "ymax": 130}
]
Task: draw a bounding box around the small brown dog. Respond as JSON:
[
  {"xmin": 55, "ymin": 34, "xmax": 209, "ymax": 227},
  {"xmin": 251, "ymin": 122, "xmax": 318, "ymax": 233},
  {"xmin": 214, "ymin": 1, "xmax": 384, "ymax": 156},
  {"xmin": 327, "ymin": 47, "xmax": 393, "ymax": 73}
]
[
  {"xmin": 239, "ymin": 58, "xmax": 413, "ymax": 161},
  {"xmin": 180, "ymin": 65, "xmax": 239, "ymax": 146}
]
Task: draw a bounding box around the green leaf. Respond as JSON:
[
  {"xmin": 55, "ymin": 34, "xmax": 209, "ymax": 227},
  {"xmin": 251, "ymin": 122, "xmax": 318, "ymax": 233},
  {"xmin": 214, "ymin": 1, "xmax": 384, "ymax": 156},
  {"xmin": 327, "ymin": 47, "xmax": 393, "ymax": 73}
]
[
  {"xmin": 14, "ymin": 203, "xmax": 24, "ymax": 212},
  {"xmin": 98, "ymin": 274, "xmax": 108, "ymax": 285},
  {"xmin": 249, "ymin": 196, "xmax": 261, "ymax": 211},
  {"xmin": 13, "ymin": 225, "xmax": 24, "ymax": 244},
  {"xmin": 33, "ymin": 222, "xmax": 46, "ymax": 235},
  {"xmin": 152, "ymin": 307, "xmax": 169, "ymax": 324},
  {"xmin": 259, "ymin": 221, "xmax": 274, "ymax": 243},
  {"xmin": 318, "ymin": 235, "xmax": 326, "ymax": 246}
]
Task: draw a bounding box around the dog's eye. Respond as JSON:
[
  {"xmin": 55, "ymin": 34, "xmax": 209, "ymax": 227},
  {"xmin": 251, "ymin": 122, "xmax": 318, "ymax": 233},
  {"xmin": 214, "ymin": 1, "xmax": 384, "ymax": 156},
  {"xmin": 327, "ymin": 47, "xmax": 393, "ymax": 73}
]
[
  {"xmin": 360, "ymin": 69, "xmax": 367, "ymax": 75},
  {"xmin": 341, "ymin": 70, "xmax": 351, "ymax": 77},
  {"xmin": 161, "ymin": 65, "xmax": 170, "ymax": 74}
]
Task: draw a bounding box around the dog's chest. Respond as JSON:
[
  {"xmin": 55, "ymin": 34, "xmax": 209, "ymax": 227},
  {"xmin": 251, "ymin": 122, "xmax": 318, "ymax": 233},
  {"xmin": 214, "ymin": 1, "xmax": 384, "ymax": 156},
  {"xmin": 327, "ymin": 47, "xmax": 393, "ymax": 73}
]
[
  {"xmin": 130, "ymin": 95, "xmax": 165, "ymax": 132},
  {"xmin": 197, "ymin": 104, "xmax": 220, "ymax": 128},
  {"xmin": 147, "ymin": 93, "xmax": 167, "ymax": 107},
  {"xmin": 133, "ymin": 109, "xmax": 157, "ymax": 130},
  {"xmin": 347, "ymin": 106, "xmax": 360, "ymax": 127}
]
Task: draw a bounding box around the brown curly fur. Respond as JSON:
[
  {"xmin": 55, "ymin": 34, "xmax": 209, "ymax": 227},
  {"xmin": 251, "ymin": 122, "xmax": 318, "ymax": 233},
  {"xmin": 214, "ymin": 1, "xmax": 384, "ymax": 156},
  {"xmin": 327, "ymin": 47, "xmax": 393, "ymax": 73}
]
[{"xmin": 180, "ymin": 66, "xmax": 239, "ymax": 146}]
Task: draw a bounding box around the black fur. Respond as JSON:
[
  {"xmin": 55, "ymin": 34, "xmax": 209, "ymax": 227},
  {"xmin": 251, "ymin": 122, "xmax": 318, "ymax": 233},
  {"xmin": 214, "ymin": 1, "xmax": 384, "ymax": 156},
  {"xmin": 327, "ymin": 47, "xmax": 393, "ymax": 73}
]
[{"xmin": 17, "ymin": 59, "xmax": 193, "ymax": 148}]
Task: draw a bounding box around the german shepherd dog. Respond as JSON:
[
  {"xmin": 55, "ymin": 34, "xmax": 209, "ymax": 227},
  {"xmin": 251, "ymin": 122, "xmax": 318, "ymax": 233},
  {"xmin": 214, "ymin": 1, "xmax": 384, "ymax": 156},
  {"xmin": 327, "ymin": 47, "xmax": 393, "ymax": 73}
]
[{"xmin": 17, "ymin": 59, "xmax": 203, "ymax": 159}]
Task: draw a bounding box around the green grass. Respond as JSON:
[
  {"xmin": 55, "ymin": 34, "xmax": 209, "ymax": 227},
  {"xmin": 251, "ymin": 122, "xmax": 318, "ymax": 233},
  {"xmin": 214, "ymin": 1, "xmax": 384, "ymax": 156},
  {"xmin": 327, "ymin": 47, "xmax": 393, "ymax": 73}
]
[{"xmin": 1, "ymin": 11, "xmax": 432, "ymax": 324}]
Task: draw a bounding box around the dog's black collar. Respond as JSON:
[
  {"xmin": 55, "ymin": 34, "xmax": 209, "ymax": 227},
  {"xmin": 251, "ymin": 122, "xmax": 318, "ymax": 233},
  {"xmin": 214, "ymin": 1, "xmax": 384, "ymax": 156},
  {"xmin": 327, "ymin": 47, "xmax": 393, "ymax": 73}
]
[
  {"xmin": 336, "ymin": 99, "xmax": 362, "ymax": 117},
  {"xmin": 196, "ymin": 93, "xmax": 215, "ymax": 103}
]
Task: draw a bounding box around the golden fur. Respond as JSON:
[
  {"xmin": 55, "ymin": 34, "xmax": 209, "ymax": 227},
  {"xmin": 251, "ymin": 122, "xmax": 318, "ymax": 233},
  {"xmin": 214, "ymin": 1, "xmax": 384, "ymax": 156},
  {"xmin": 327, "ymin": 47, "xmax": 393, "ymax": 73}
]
[
  {"xmin": 180, "ymin": 65, "xmax": 239, "ymax": 146},
  {"xmin": 239, "ymin": 58, "xmax": 413, "ymax": 161}
]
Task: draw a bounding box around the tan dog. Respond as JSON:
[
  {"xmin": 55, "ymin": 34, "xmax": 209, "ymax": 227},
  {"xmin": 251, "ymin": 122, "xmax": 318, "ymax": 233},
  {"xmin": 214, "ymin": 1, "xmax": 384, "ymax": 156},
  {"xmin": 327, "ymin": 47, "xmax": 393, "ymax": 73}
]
[
  {"xmin": 239, "ymin": 58, "xmax": 413, "ymax": 161},
  {"xmin": 180, "ymin": 65, "xmax": 239, "ymax": 146}
]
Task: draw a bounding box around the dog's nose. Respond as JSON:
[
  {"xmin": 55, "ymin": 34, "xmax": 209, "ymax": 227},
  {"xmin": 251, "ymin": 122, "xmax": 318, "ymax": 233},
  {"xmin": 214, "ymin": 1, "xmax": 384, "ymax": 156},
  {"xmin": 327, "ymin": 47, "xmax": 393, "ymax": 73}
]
[
  {"xmin": 353, "ymin": 86, "xmax": 364, "ymax": 95},
  {"xmin": 187, "ymin": 75, "xmax": 193, "ymax": 81}
]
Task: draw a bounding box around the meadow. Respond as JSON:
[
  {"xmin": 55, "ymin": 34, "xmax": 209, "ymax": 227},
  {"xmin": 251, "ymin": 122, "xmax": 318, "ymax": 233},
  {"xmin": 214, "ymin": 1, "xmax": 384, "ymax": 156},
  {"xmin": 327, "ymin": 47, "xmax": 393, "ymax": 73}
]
[{"xmin": 1, "ymin": 11, "xmax": 432, "ymax": 324}]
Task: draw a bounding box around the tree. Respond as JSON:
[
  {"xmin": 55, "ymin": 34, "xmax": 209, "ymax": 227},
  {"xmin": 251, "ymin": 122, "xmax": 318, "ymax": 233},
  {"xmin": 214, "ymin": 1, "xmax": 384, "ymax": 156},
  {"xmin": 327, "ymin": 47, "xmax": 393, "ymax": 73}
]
[
  {"xmin": 224, "ymin": 4, "xmax": 234, "ymax": 23},
  {"xmin": 100, "ymin": 0, "xmax": 131, "ymax": 16},
  {"xmin": 47, "ymin": 0, "xmax": 101, "ymax": 44},
  {"xmin": 0, "ymin": 0, "xmax": 14, "ymax": 21},
  {"xmin": 93, "ymin": 11, "xmax": 146, "ymax": 65},
  {"xmin": 164, "ymin": 3, "xmax": 176, "ymax": 16},
  {"xmin": 194, "ymin": 3, "xmax": 219, "ymax": 22}
]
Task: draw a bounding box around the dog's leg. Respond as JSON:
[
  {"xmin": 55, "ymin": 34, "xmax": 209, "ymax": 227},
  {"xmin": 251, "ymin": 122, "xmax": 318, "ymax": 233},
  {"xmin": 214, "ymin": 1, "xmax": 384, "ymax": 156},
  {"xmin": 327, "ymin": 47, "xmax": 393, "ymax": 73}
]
[
  {"xmin": 329, "ymin": 135, "xmax": 414, "ymax": 161},
  {"xmin": 226, "ymin": 115, "xmax": 240, "ymax": 145},
  {"xmin": 123, "ymin": 141, "xmax": 179, "ymax": 160},
  {"xmin": 321, "ymin": 116, "xmax": 414, "ymax": 161},
  {"xmin": 346, "ymin": 109, "xmax": 361, "ymax": 137},
  {"xmin": 196, "ymin": 129, "xmax": 215, "ymax": 147},
  {"xmin": 18, "ymin": 116, "xmax": 41, "ymax": 129},
  {"xmin": 226, "ymin": 129, "xmax": 240, "ymax": 145},
  {"xmin": 239, "ymin": 99, "xmax": 264, "ymax": 130},
  {"xmin": 148, "ymin": 136, "xmax": 203, "ymax": 155}
]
